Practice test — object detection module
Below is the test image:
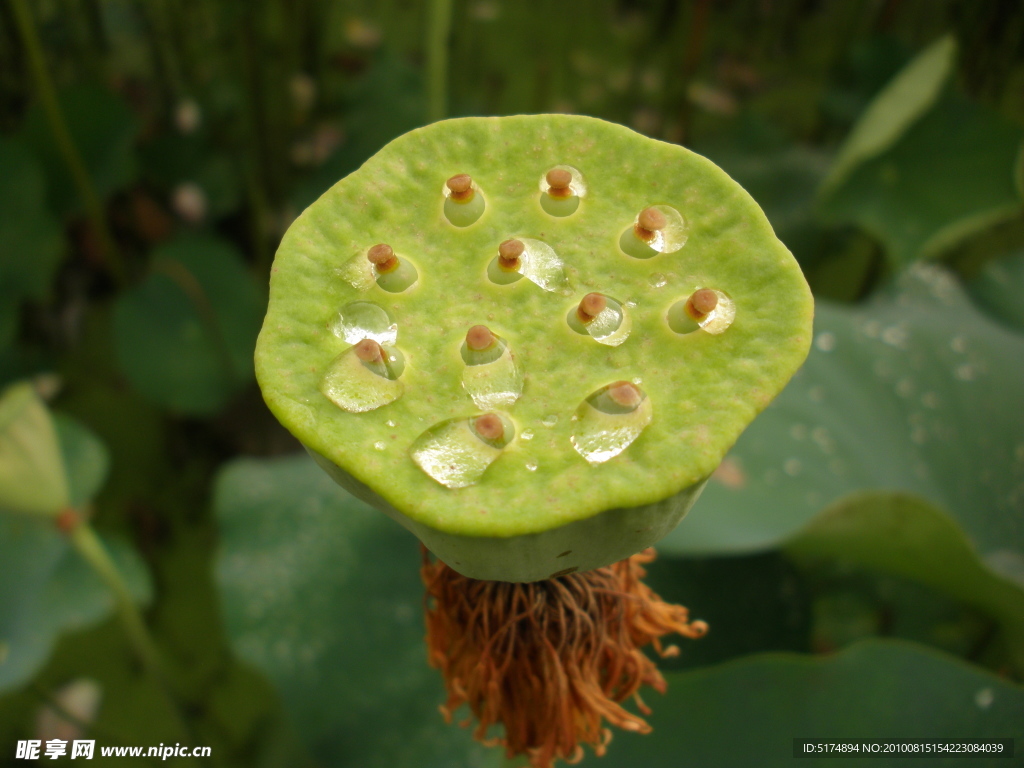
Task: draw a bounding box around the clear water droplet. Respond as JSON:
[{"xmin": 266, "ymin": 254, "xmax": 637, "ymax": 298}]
[
  {"xmin": 373, "ymin": 441, "xmax": 386, "ymax": 451},
  {"xmin": 330, "ymin": 302, "xmax": 397, "ymax": 345},
  {"xmin": 411, "ymin": 415, "xmax": 512, "ymax": 488},
  {"xmin": 461, "ymin": 337, "xmax": 524, "ymax": 409},
  {"xmin": 521, "ymin": 429, "xmax": 534, "ymax": 440},
  {"xmin": 525, "ymin": 460, "xmax": 538, "ymax": 472},
  {"xmin": 338, "ymin": 254, "xmax": 376, "ymax": 291},
  {"xmin": 571, "ymin": 383, "xmax": 652, "ymax": 464},
  {"xmin": 648, "ymin": 272, "xmax": 668, "ymax": 288},
  {"xmin": 542, "ymin": 414, "xmax": 559, "ymax": 427},
  {"xmin": 518, "ymin": 238, "xmax": 569, "ymax": 293},
  {"xmin": 386, "ymin": 419, "xmax": 396, "ymax": 427},
  {"xmin": 320, "ymin": 344, "xmax": 403, "ymax": 413}
]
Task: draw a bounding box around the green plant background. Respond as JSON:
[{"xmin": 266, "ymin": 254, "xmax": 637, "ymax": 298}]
[{"xmin": 1, "ymin": 2, "xmax": 1023, "ymax": 766}]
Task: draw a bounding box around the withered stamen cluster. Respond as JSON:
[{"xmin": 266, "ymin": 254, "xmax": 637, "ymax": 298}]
[{"xmin": 422, "ymin": 547, "xmax": 707, "ymax": 768}]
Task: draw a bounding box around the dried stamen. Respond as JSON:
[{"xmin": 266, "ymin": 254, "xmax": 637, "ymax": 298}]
[
  {"xmin": 545, "ymin": 168, "xmax": 573, "ymax": 199},
  {"xmin": 466, "ymin": 325, "xmax": 496, "ymax": 352},
  {"xmin": 473, "ymin": 412, "xmax": 505, "ymax": 442},
  {"xmin": 576, "ymin": 292, "xmax": 607, "ymax": 323},
  {"xmin": 685, "ymin": 288, "xmax": 719, "ymax": 320},
  {"xmin": 634, "ymin": 207, "xmax": 667, "ymax": 242},
  {"xmin": 446, "ymin": 174, "xmax": 475, "ymax": 202},
  {"xmin": 498, "ymin": 239, "xmax": 525, "ymax": 271},
  {"xmin": 422, "ymin": 547, "xmax": 707, "ymax": 768},
  {"xmin": 367, "ymin": 243, "xmax": 398, "ymax": 273}
]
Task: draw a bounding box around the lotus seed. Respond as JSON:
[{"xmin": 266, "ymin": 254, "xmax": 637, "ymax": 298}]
[
  {"xmin": 446, "ymin": 173, "xmax": 474, "ymax": 201},
  {"xmin": 635, "ymin": 207, "xmax": 667, "ymax": 241},
  {"xmin": 444, "ymin": 173, "xmax": 486, "ymax": 227},
  {"xmin": 367, "ymin": 243, "xmax": 398, "ymax": 273},
  {"xmin": 355, "ymin": 338, "xmax": 384, "ymax": 363},
  {"xmin": 545, "ymin": 168, "xmax": 573, "ymax": 199},
  {"xmin": 607, "ymin": 380, "xmax": 643, "ymax": 409},
  {"xmin": 686, "ymin": 288, "xmax": 719, "ymax": 320},
  {"xmin": 498, "ymin": 239, "xmax": 525, "ymax": 271},
  {"xmin": 577, "ymin": 292, "xmax": 607, "ymax": 323},
  {"xmin": 466, "ymin": 324, "xmax": 496, "ymax": 351},
  {"xmin": 474, "ymin": 413, "xmax": 505, "ymax": 442}
]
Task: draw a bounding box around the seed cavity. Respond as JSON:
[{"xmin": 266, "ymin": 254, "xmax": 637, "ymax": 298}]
[
  {"xmin": 571, "ymin": 382, "xmax": 652, "ymax": 464},
  {"xmin": 567, "ymin": 293, "xmax": 631, "ymax": 346},
  {"xmin": 619, "ymin": 205, "xmax": 688, "ymax": 258},
  {"xmin": 461, "ymin": 326, "xmax": 523, "ymax": 409},
  {"xmin": 320, "ymin": 338, "xmax": 404, "ymax": 413},
  {"xmin": 668, "ymin": 288, "xmax": 735, "ymax": 335},
  {"xmin": 411, "ymin": 413, "xmax": 514, "ymax": 488},
  {"xmin": 330, "ymin": 301, "xmax": 397, "ymax": 345},
  {"xmin": 444, "ymin": 174, "xmax": 485, "ymax": 227},
  {"xmin": 539, "ymin": 165, "xmax": 585, "ymax": 217},
  {"xmin": 488, "ymin": 238, "xmax": 569, "ymax": 293}
]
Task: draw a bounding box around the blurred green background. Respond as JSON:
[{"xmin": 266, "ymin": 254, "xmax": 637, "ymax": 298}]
[{"xmin": 1, "ymin": 1, "xmax": 1023, "ymax": 766}]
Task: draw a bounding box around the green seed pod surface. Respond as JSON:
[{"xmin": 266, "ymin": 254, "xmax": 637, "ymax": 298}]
[{"xmin": 256, "ymin": 115, "xmax": 813, "ymax": 582}]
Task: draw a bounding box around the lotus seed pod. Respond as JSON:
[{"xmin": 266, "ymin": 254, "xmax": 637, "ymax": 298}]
[{"xmin": 255, "ymin": 115, "xmax": 813, "ymax": 583}]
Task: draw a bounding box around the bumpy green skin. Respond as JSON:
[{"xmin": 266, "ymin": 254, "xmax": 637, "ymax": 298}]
[{"xmin": 256, "ymin": 115, "xmax": 812, "ymax": 582}]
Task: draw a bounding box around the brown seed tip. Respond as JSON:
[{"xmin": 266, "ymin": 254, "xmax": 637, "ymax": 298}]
[
  {"xmin": 446, "ymin": 174, "xmax": 474, "ymax": 201},
  {"xmin": 577, "ymin": 292, "xmax": 607, "ymax": 322},
  {"xmin": 354, "ymin": 338, "xmax": 384, "ymax": 363},
  {"xmin": 686, "ymin": 288, "xmax": 719, "ymax": 319},
  {"xmin": 367, "ymin": 243, "xmax": 397, "ymax": 271},
  {"xmin": 466, "ymin": 324, "xmax": 495, "ymax": 351},
  {"xmin": 474, "ymin": 413, "xmax": 504, "ymax": 442},
  {"xmin": 546, "ymin": 168, "xmax": 573, "ymax": 190},
  {"xmin": 498, "ymin": 238, "xmax": 525, "ymax": 268},
  {"xmin": 637, "ymin": 207, "xmax": 667, "ymax": 232},
  {"xmin": 607, "ymin": 381, "xmax": 642, "ymax": 409}
]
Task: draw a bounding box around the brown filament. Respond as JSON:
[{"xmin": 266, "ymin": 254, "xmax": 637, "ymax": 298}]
[{"xmin": 422, "ymin": 547, "xmax": 707, "ymax": 768}]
